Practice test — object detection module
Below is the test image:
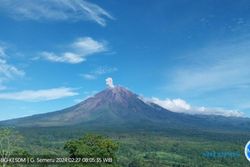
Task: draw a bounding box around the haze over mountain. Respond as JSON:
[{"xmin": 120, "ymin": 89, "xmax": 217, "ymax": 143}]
[{"xmin": 1, "ymin": 81, "xmax": 250, "ymax": 131}]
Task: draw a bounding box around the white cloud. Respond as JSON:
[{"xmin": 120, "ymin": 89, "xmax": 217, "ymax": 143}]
[
  {"xmin": 147, "ymin": 97, "xmax": 243, "ymax": 117},
  {"xmin": 72, "ymin": 37, "xmax": 107, "ymax": 54},
  {"xmin": 151, "ymin": 98, "xmax": 191, "ymax": 111},
  {"xmin": 82, "ymin": 74, "xmax": 96, "ymax": 80},
  {"xmin": 0, "ymin": 87, "xmax": 78, "ymax": 102},
  {"xmin": 41, "ymin": 37, "xmax": 107, "ymax": 64},
  {"xmin": 82, "ymin": 66, "xmax": 117, "ymax": 80},
  {"xmin": 0, "ymin": 80, "xmax": 7, "ymax": 91},
  {"xmin": 0, "ymin": 59, "xmax": 25, "ymax": 79},
  {"xmin": 0, "ymin": 46, "xmax": 7, "ymax": 57},
  {"xmin": 105, "ymin": 77, "xmax": 114, "ymax": 88},
  {"xmin": 167, "ymin": 38, "xmax": 250, "ymax": 93},
  {"xmin": 0, "ymin": 46, "xmax": 25, "ymax": 89},
  {"xmin": 41, "ymin": 52, "xmax": 85, "ymax": 64},
  {"xmin": 163, "ymin": 37, "xmax": 250, "ymax": 113},
  {"xmin": 94, "ymin": 66, "xmax": 117, "ymax": 75},
  {"xmin": 0, "ymin": 0, "xmax": 114, "ymax": 26}
]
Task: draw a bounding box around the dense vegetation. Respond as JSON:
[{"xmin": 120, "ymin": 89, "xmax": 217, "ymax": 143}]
[
  {"xmin": 0, "ymin": 126, "xmax": 249, "ymax": 167},
  {"xmin": 64, "ymin": 134, "xmax": 118, "ymax": 167}
]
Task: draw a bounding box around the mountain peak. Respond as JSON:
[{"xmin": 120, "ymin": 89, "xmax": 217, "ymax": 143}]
[
  {"xmin": 106, "ymin": 86, "xmax": 132, "ymax": 94},
  {"xmin": 95, "ymin": 86, "xmax": 136, "ymax": 103}
]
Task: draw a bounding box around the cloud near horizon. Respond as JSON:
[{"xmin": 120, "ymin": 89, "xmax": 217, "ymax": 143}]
[
  {"xmin": 41, "ymin": 37, "xmax": 107, "ymax": 64},
  {"xmin": 0, "ymin": 87, "xmax": 78, "ymax": 102},
  {"xmin": 147, "ymin": 97, "xmax": 243, "ymax": 117},
  {"xmin": 0, "ymin": 0, "xmax": 114, "ymax": 26}
]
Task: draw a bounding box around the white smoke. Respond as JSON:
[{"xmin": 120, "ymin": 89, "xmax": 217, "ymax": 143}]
[{"xmin": 105, "ymin": 77, "xmax": 115, "ymax": 88}]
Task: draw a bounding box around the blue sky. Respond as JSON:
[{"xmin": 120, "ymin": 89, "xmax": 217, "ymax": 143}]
[{"xmin": 0, "ymin": 0, "xmax": 250, "ymax": 120}]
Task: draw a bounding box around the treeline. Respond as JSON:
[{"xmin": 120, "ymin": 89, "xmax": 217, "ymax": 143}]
[{"xmin": 0, "ymin": 128, "xmax": 249, "ymax": 167}]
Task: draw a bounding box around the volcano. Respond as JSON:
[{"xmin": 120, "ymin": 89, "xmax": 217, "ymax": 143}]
[{"xmin": 1, "ymin": 86, "xmax": 250, "ymax": 131}]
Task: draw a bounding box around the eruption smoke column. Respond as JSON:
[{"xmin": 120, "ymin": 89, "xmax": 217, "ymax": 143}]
[{"xmin": 105, "ymin": 77, "xmax": 115, "ymax": 88}]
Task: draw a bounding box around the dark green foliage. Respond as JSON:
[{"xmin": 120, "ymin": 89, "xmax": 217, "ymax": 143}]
[
  {"xmin": 0, "ymin": 128, "xmax": 30, "ymax": 167},
  {"xmin": 128, "ymin": 159, "xmax": 145, "ymax": 167},
  {"xmin": 64, "ymin": 134, "xmax": 118, "ymax": 160},
  {"xmin": 0, "ymin": 128, "xmax": 26, "ymax": 156},
  {"xmin": 1, "ymin": 125, "xmax": 249, "ymax": 167}
]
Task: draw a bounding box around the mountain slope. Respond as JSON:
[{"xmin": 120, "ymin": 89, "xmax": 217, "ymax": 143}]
[
  {"xmin": 1, "ymin": 86, "xmax": 250, "ymax": 131},
  {"xmin": 1, "ymin": 86, "xmax": 170, "ymax": 126}
]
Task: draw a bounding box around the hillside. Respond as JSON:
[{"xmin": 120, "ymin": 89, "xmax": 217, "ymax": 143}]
[{"xmin": 1, "ymin": 86, "xmax": 250, "ymax": 131}]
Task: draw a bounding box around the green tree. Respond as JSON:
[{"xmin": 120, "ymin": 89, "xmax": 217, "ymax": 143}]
[
  {"xmin": 0, "ymin": 128, "xmax": 26, "ymax": 167},
  {"xmin": 64, "ymin": 134, "xmax": 118, "ymax": 167}
]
